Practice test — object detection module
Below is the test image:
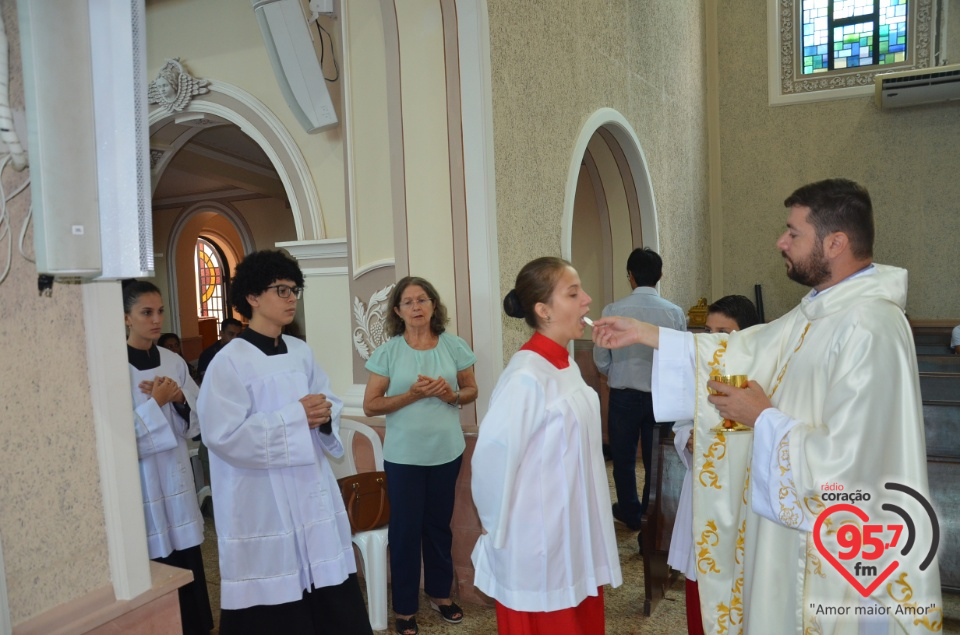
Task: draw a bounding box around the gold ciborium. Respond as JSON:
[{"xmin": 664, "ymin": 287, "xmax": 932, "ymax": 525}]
[{"xmin": 708, "ymin": 374, "xmax": 752, "ymax": 432}]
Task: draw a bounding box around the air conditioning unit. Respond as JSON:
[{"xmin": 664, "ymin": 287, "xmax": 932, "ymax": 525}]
[{"xmin": 875, "ymin": 63, "xmax": 960, "ymax": 109}]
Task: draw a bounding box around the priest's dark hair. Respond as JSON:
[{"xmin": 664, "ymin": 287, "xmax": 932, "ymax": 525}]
[
  {"xmin": 121, "ymin": 279, "xmax": 161, "ymax": 314},
  {"xmin": 784, "ymin": 178, "xmax": 874, "ymax": 259},
  {"xmin": 626, "ymin": 247, "xmax": 663, "ymax": 288},
  {"xmin": 504, "ymin": 256, "xmax": 571, "ymax": 329},
  {"xmin": 384, "ymin": 276, "xmax": 449, "ymax": 337},
  {"xmin": 229, "ymin": 250, "xmax": 304, "ymax": 319},
  {"xmin": 708, "ymin": 295, "xmax": 761, "ymax": 331}
]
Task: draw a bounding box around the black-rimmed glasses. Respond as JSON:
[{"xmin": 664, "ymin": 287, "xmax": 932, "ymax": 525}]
[{"xmin": 265, "ymin": 284, "xmax": 304, "ymax": 299}]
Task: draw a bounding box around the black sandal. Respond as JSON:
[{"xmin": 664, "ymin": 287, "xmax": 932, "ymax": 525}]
[
  {"xmin": 430, "ymin": 600, "xmax": 464, "ymax": 624},
  {"xmin": 395, "ymin": 616, "xmax": 418, "ymax": 635}
]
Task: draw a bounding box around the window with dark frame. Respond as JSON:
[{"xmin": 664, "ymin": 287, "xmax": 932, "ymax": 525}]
[
  {"xmin": 801, "ymin": 0, "xmax": 909, "ymax": 75},
  {"xmin": 195, "ymin": 237, "xmax": 231, "ymax": 324}
]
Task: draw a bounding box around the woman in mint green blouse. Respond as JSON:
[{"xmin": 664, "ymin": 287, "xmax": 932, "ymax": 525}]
[{"xmin": 363, "ymin": 276, "xmax": 478, "ymax": 635}]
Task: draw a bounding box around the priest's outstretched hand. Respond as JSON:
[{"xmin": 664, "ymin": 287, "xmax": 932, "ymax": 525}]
[
  {"xmin": 705, "ymin": 380, "xmax": 771, "ymax": 428},
  {"xmin": 592, "ymin": 316, "xmax": 660, "ymax": 349}
]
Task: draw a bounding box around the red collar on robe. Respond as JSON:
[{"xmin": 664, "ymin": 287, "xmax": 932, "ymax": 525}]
[{"xmin": 520, "ymin": 332, "xmax": 570, "ymax": 369}]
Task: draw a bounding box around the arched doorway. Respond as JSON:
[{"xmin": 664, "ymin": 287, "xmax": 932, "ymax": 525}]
[
  {"xmin": 564, "ymin": 108, "xmax": 659, "ymax": 312},
  {"xmin": 563, "ymin": 108, "xmax": 659, "ymax": 451},
  {"xmin": 148, "ymin": 83, "xmax": 319, "ymax": 361}
]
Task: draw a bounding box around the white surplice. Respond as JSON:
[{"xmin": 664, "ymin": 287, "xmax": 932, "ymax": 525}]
[
  {"xmin": 129, "ymin": 347, "xmax": 204, "ymax": 559},
  {"xmin": 197, "ymin": 336, "xmax": 355, "ymax": 610},
  {"xmin": 653, "ymin": 265, "xmax": 942, "ymax": 635},
  {"xmin": 471, "ymin": 351, "xmax": 622, "ymax": 612},
  {"xmin": 667, "ymin": 420, "xmax": 697, "ymax": 581}
]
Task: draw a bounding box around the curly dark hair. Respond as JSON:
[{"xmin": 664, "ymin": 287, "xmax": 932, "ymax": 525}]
[
  {"xmin": 384, "ymin": 276, "xmax": 449, "ymax": 336},
  {"xmin": 229, "ymin": 250, "xmax": 304, "ymax": 319}
]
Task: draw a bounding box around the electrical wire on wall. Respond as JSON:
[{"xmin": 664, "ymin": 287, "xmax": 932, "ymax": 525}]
[
  {"xmin": 0, "ymin": 5, "xmax": 32, "ymax": 287},
  {"xmin": 316, "ymin": 21, "xmax": 340, "ymax": 82}
]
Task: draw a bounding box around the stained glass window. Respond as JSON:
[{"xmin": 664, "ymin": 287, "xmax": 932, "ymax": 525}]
[
  {"xmin": 801, "ymin": 0, "xmax": 908, "ymax": 75},
  {"xmin": 195, "ymin": 237, "xmax": 229, "ymax": 323}
]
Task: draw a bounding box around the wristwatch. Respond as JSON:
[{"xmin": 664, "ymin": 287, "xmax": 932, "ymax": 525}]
[{"xmin": 449, "ymin": 389, "xmax": 461, "ymax": 409}]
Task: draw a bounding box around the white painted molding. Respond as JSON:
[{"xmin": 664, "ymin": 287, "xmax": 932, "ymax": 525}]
[
  {"xmin": 149, "ymin": 81, "xmax": 325, "ymax": 241},
  {"xmin": 339, "ymin": 0, "xmax": 364, "ymax": 277},
  {"xmin": 276, "ymin": 238, "xmax": 347, "ymax": 260},
  {"xmin": 342, "ymin": 383, "xmax": 369, "ymax": 414},
  {"xmin": 82, "ymin": 280, "xmax": 152, "ymax": 600},
  {"xmin": 457, "ymin": 0, "xmax": 502, "ymax": 419},
  {"xmin": 353, "ymin": 258, "xmax": 396, "ymax": 279},
  {"xmin": 152, "ymin": 187, "xmax": 257, "ymax": 209},
  {"xmin": 0, "ymin": 531, "xmax": 10, "ymax": 635},
  {"xmin": 302, "ymin": 267, "xmax": 349, "ymax": 277},
  {"xmin": 561, "ymin": 108, "xmax": 659, "ymax": 259}
]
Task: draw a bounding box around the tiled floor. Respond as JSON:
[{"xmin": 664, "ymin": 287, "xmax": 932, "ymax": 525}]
[{"xmin": 198, "ymin": 463, "xmax": 960, "ymax": 635}]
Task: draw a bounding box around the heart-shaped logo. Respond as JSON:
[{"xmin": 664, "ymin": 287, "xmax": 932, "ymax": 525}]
[{"xmin": 813, "ymin": 503, "xmax": 900, "ymax": 597}]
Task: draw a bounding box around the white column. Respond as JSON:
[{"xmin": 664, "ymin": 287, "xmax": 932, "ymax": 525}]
[
  {"xmin": 1, "ymin": 531, "xmax": 11, "ymax": 635},
  {"xmin": 82, "ymin": 280, "xmax": 151, "ymax": 600},
  {"xmin": 277, "ymin": 239, "xmax": 354, "ymax": 399}
]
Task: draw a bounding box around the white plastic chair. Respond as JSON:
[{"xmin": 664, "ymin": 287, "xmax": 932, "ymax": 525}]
[{"xmin": 328, "ymin": 419, "xmax": 389, "ymax": 632}]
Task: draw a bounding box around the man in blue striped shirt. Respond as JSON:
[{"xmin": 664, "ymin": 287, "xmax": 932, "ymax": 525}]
[{"xmin": 593, "ymin": 248, "xmax": 686, "ymax": 545}]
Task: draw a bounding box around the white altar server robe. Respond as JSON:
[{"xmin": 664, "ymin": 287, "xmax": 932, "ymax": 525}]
[
  {"xmin": 471, "ymin": 351, "xmax": 622, "ymax": 612},
  {"xmin": 129, "ymin": 347, "xmax": 204, "ymax": 559},
  {"xmin": 198, "ymin": 336, "xmax": 355, "ymax": 610},
  {"xmin": 667, "ymin": 420, "xmax": 697, "ymax": 580}
]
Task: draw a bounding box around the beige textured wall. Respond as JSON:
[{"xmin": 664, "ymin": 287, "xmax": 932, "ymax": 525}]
[
  {"xmin": 0, "ymin": 0, "xmax": 111, "ymax": 624},
  {"xmin": 487, "ymin": 1, "xmax": 711, "ymax": 357},
  {"xmin": 717, "ymin": 0, "xmax": 960, "ymax": 320}
]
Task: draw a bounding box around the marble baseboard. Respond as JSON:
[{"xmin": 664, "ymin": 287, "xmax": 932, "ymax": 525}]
[{"xmin": 13, "ymin": 562, "xmax": 190, "ymax": 635}]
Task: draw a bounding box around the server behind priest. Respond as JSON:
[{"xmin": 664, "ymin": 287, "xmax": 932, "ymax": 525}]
[
  {"xmin": 592, "ymin": 247, "xmax": 686, "ymax": 539},
  {"xmin": 197, "ymin": 250, "xmax": 372, "ymax": 635},
  {"xmin": 123, "ymin": 280, "xmax": 213, "ymax": 635}
]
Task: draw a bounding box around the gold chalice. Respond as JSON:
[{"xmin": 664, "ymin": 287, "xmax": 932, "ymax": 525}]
[{"xmin": 708, "ymin": 374, "xmax": 752, "ymax": 433}]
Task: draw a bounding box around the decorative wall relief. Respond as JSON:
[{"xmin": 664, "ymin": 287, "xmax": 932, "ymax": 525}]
[
  {"xmin": 148, "ymin": 58, "xmax": 210, "ymax": 114},
  {"xmin": 353, "ymin": 284, "xmax": 395, "ymax": 360}
]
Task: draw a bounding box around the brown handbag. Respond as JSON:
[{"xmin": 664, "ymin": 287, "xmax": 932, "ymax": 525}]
[{"xmin": 337, "ymin": 471, "xmax": 390, "ymax": 533}]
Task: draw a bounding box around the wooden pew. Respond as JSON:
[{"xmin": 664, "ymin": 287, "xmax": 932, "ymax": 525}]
[
  {"xmin": 919, "ymin": 373, "xmax": 960, "ymax": 403},
  {"xmin": 917, "ymin": 355, "xmax": 960, "ymax": 374},
  {"xmin": 928, "ymin": 457, "xmax": 960, "ymax": 592},
  {"xmin": 921, "ymin": 398, "xmax": 960, "ymax": 591},
  {"xmin": 640, "ymin": 424, "xmax": 686, "ymax": 615},
  {"xmin": 924, "ymin": 402, "xmax": 960, "ymax": 459},
  {"xmin": 916, "ymin": 345, "xmax": 952, "ymax": 355}
]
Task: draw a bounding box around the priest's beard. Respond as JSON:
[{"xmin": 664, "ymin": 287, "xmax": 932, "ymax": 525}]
[{"xmin": 783, "ymin": 240, "xmax": 830, "ymax": 288}]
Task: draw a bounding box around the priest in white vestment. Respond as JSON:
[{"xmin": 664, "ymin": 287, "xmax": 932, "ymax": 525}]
[{"xmin": 593, "ymin": 179, "xmax": 942, "ymax": 635}]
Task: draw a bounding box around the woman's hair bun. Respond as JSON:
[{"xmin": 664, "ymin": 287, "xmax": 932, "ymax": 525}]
[{"xmin": 503, "ymin": 289, "xmax": 525, "ymax": 319}]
